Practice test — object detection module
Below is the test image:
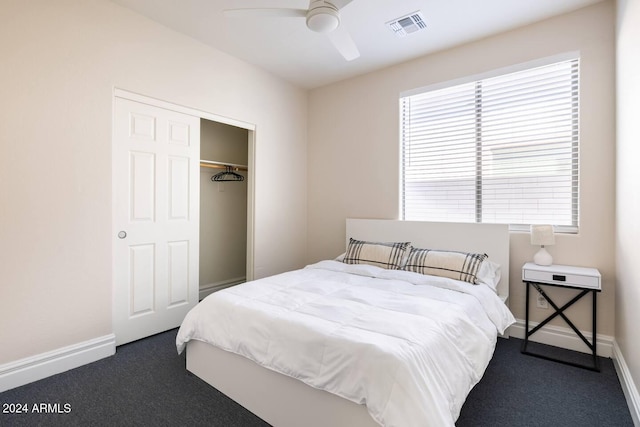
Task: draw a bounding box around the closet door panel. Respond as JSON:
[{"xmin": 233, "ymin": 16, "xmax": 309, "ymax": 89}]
[
  {"xmin": 129, "ymin": 244, "xmax": 156, "ymax": 316},
  {"xmin": 130, "ymin": 113, "xmax": 156, "ymax": 140},
  {"xmin": 130, "ymin": 151, "xmax": 156, "ymax": 222},
  {"xmin": 167, "ymin": 240, "xmax": 189, "ymax": 307},
  {"xmin": 168, "ymin": 121, "xmax": 190, "ymax": 147},
  {"xmin": 167, "ymin": 155, "xmax": 190, "ymax": 221}
]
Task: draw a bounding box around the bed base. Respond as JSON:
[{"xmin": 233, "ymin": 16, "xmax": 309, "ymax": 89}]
[{"xmin": 186, "ymin": 340, "xmax": 378, "ymax": 427}]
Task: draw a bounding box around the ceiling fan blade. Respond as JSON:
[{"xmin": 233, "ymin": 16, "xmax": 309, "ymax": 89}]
[
  {"xmin": 223, "ymin": 8, "xmax": 307, "ymax": 19},
  {"xmin": 327, "ymin": 26, "xmax": 360, "ymax": 61},
  {"xmin": 329, "ymin": 0, "xmax": 354, "ymax": 11}
]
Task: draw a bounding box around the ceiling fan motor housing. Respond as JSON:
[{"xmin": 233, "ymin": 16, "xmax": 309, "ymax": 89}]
[{"xmin": 306, "ymin": 3, "xmax": 340, "ymax": 33}]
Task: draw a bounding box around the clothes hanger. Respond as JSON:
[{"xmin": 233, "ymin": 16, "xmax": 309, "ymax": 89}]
[{"xmin": 211, "ymin": 166, "xmax": 245, "ymax": 182}]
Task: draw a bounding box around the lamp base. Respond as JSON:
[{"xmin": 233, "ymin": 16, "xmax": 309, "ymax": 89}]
[{"xmin": 533, "ymin": 247, "xmax": 553, "ymax": 266}]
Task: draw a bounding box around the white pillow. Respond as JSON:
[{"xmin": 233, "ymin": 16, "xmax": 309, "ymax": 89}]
[{"xmin": 476, "ymin": 259, "xmax": 501, "ymax": 292}]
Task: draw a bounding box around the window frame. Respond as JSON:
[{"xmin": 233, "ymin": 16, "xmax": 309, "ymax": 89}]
[{"xmin": 399, "ymin": 52, "xmax": 580, "ymax": 233}]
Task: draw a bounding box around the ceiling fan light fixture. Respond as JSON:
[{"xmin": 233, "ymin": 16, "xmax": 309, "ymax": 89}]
[{"xmin": 306, "ymin": 6, "xmax": 340, "ymax": 33}]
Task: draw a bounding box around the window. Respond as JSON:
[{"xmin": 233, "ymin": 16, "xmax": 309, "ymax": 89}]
[{"xmin": 401, "ymin": 57, "xmax": 579, "ymax": 232}]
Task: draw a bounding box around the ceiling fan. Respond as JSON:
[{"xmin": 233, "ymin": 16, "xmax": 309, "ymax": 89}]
[{"xmin": 224, "ymin": 0, "xmax": 360, "ymax": 61}]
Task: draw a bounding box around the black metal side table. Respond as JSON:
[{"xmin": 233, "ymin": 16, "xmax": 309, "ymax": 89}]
[{"xmin": 521, "ymin": 262, "xmax": 602, "ymax": 372}]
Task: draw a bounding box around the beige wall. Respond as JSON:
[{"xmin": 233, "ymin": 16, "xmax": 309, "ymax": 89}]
[
  {"xmin": 308, "ymin": 2, "xmax": 616, "ymax": 335},
  {"xmin": 0, "ymin": 0, "xmax": 307, "ymax": 364},
  {"xmin": 616, "ymin": 0, "xmax": 640, "ymax": 408},
  {"xmin": 201, "ymin": 119, "xmax": 249, "ymax": 166}
]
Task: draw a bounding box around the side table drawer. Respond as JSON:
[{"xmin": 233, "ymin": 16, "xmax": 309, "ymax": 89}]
[{"xmin": 522, "ymin": 263, "xmax": 601, "ymax": 290}]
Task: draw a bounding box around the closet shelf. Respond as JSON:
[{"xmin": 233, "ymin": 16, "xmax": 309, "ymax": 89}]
[{"xmin": 200, "ymin": 160, "xmax": 248, "ymax": 172}]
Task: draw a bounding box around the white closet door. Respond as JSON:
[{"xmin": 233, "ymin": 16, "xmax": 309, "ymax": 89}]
[{"xmin": 113, "ymin": 97, "xmax": 200, "ymax": 345}]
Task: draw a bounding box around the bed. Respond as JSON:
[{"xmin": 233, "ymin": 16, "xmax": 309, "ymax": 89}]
[{"xmin": 176, "ymin": 219, "xmax": 515, "ymax": 427}]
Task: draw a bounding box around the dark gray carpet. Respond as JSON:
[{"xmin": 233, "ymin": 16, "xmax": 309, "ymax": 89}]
[
  {"xmin": 0, "ymin": 331, "xmax": 633, "ymax": 426},
  {"xmin": 0, "ymin": 330, "xmax": 266, "ymax": 427},
  {"xmin": 457, "ymin": 338, "xmax": 634, "ymax": 427}
]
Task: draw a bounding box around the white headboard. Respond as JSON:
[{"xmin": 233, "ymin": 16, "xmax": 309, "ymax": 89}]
[{"xmin": 346, "ymin": 219, "xmax": 510, "ymax": 301}]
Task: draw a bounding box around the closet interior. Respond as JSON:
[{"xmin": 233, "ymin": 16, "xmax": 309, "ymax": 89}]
[{"xmin": 199, "ymin": 118, "xmax": 249, "ymax": 300}]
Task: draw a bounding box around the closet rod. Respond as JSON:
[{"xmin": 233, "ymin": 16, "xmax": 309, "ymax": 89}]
[{"xmin": 200, "ymin": 160, "xmax": 248, "ymax": 172}]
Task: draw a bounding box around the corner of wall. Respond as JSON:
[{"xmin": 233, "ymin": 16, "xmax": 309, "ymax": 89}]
[{"xmin": 613, "ymin": 340, "xmax": 640, "ymax": 426}]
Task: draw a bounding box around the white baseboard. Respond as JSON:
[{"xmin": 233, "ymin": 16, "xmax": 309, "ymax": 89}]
[
  {"xmin": 199, "ymin": 276, "xmax": 246, "ymax": 300},
  {"xmin": 508, "ymin": 318, "xmax": 613, "ymax": 358},
  {"xmin": 612, "ymin": 341, "xmax": 640, "ymax": 427},
  {"xmin": 0, "ymin": 334, "xmax": 116, "ymax": 393}
]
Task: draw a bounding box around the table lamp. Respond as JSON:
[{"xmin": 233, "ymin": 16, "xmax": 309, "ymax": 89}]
[{"xmin": 530, "ymin": 224, "xmax": 555, "ymax": 266}]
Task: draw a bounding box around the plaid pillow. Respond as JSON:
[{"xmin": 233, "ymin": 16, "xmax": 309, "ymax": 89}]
[
  {"xmin": 404, "ymin": 247, "xmax": 487, "ymax": 284},
  {"xmin": 343, "ymin": 238, "xmax": 410, "ymax": 270}
]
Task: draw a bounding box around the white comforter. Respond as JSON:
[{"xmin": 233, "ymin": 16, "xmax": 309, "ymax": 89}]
[{"xmin": 176, "ymin": 260, "xmax": 515, "ymax": 427}]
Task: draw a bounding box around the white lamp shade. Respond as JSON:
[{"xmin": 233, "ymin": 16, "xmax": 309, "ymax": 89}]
[
  {"xmin": 531, "ymin": 224, "xmax": 555, "ymax": 266},
  {"xmin": 530, "ymin": 224, "xmax": 555, "ymax": 246}
]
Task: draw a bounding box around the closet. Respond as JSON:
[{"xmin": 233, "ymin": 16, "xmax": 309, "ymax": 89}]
[
  {"xmin": 199, "ymin": 119, "xmax": 249, "ymax": 300},
  {"xmin": 113, "ymin": 90, "xmax": 255, "ymax": 345}
]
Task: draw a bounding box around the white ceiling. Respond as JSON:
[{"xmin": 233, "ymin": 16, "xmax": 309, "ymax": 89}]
[{"xmin": 110, "ymin": 0, "xmax": 603, "ymax": 89}]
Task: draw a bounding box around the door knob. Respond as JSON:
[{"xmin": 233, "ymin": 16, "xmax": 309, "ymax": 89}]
[{"xmin": 118, "ymin": 231, "xmax": 127, "ymax": 239}]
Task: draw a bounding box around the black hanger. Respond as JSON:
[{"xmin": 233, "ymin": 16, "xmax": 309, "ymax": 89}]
[{"xmin": 211, "ymin": 166, "xmax": 245, "ymax": 182}]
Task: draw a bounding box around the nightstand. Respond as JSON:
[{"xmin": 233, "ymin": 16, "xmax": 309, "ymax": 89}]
[{"xmin": 521, "ymin": 262, "xmax": 601, "ymax": 371}]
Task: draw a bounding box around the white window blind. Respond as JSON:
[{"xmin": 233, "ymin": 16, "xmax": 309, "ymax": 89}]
[{"xmin": 401, "ymin": 58, "xmax": 579, "ymax": 231}]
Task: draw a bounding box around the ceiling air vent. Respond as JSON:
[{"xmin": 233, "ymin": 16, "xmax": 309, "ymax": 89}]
[{"xmin": 386, "ymin": 11, "xmax": 427, "ymax": 38}]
